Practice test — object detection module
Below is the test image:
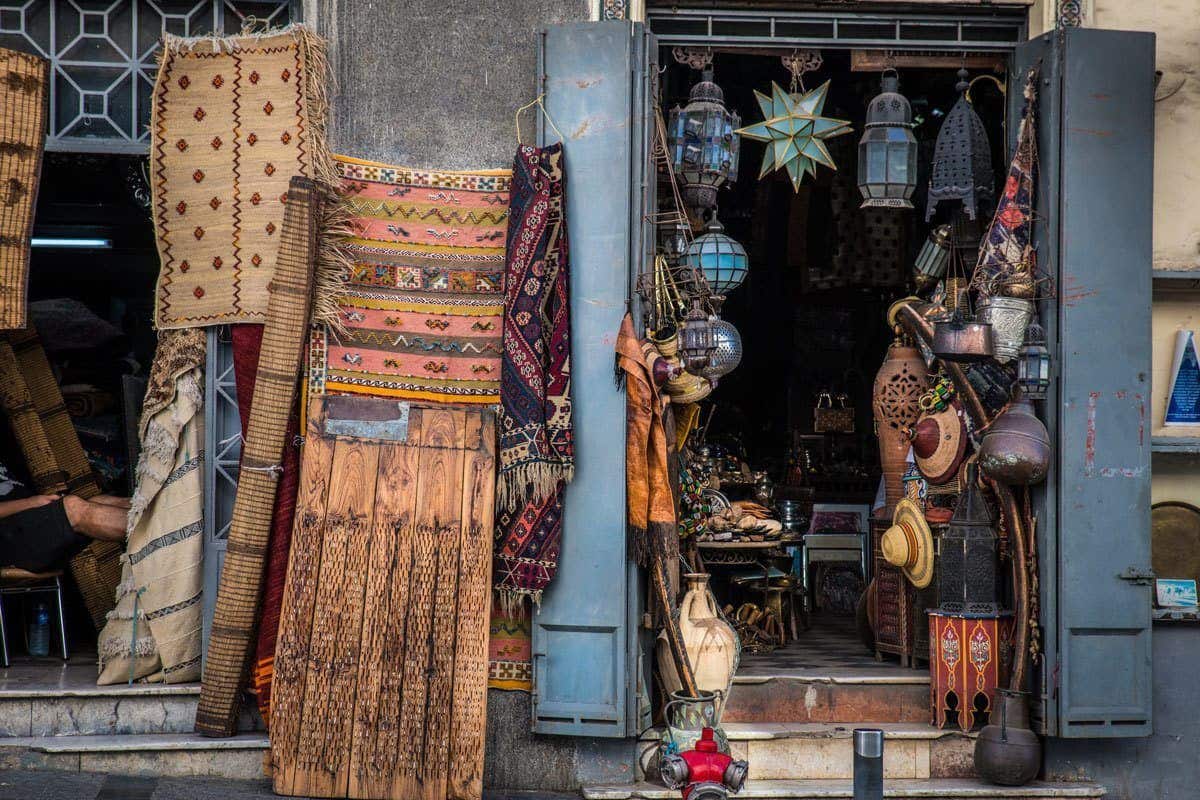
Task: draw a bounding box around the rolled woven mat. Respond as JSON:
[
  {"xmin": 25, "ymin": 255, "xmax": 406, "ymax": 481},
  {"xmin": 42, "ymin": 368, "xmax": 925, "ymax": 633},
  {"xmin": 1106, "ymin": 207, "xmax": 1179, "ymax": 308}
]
[
  {"xmin": 195, "ymin": 176, "xmax": 322, "ymax": 737},
  {"xmin": 0, "ymin": 327, "xmax": 120, "ymax": 629}
]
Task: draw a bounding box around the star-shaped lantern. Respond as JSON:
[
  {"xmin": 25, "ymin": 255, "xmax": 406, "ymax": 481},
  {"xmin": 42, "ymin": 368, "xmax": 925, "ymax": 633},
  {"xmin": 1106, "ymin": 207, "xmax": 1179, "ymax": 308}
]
[{"xmin": 735, "ymin": 81, "xmax": 852, "ymax": 191}]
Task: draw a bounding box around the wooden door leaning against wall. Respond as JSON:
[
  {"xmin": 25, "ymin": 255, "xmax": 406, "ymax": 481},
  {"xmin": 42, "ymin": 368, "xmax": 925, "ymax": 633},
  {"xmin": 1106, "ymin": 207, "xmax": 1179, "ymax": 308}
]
[{"xmin": 270, "ymin": 395, "xmax": 496, "ymax": 800}]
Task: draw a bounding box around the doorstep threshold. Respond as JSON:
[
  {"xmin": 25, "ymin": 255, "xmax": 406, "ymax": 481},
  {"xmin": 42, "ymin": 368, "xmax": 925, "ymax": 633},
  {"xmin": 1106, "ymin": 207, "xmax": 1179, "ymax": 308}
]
[
  {"xmin": 582, "ymin": 779, "xmax": 1105, "ymax": 799},
  {"xmin": 0, "ymin": 732, "xmax": 269, "ymax": 753},
  {"xmin": 734, "ymin": 672, "xmax": 930, "ymax": 686}
]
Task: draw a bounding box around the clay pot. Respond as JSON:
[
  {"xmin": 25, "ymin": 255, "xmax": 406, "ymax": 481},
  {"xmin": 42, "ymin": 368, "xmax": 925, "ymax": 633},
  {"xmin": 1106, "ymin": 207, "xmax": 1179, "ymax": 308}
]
[
  {"xmin": 975, "ymin": 689, "xmax": 1042, "ymax": 786},
  {"xmin": 873, "ymin": 339, "xmax": 928, "ymax": 510},
  {"xmin": 978, "ymin": 396, "xmax": 1051, "ymax": 485},
  {"xmin": 655, "ymin": 574, "xmax": 739, "ymax": 720}
]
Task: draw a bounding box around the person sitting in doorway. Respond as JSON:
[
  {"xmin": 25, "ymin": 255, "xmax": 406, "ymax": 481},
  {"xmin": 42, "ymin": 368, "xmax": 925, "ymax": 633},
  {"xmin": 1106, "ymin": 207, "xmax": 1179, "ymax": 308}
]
[{"xmin": 0, "ymin": 461, "xmax": 128, "ymax": 574}]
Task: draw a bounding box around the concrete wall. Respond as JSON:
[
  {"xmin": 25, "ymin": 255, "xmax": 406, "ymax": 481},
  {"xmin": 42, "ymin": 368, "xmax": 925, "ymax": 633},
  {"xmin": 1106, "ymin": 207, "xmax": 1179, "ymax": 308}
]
[{"xmin": 299, "ymin": 1, "xmax": 639, "ymax": 792}]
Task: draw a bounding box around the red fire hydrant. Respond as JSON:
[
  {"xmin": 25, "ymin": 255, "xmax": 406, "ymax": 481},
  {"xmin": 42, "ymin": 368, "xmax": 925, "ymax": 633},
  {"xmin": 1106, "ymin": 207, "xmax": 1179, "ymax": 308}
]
[{"xmin": 659, "ymin": 727, "xmax": 749, "ymax": 800}]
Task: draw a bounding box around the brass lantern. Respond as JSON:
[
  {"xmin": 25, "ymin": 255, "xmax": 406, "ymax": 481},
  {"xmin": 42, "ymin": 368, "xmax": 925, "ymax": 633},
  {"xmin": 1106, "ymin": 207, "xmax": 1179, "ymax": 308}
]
[
  {"xmin": 858, "ymin": 69, "xmax": 918, "ymax": 209},
  {"xmin": 912, "ymin": 224, "xmax": 952, "ymax": 291},
  {"xmin": 679, "ymin": 300, "xmax": 716, "ymax": 371},
  {"xmin": 937, "ymin": 463, "xmax": 1000, "ymax": 617},
  {"xmin": 1018, "ymin": 318, "xmax": 1051, "ymax": 400},
  {"xmin": 668, "ymin": 69, "xmax": 741, "ymax": 214}
]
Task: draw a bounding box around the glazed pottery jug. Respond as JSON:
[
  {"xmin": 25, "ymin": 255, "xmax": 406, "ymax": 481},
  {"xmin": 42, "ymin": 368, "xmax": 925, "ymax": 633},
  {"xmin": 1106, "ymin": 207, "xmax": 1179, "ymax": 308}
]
[
  {"xmin": 975, "ymin": 689, "xmax": 1042, "ymax": 786},
  {"xmin": 655, "ymin": 574, "xmax": 739, "ymax": 720},
  {"xmin": 873, "ymin": 337, "xmax": 928, "ymax": 510},
  {"xmin": 978, "ymin": 395, "xmax": 1051, "ymax": 485}
]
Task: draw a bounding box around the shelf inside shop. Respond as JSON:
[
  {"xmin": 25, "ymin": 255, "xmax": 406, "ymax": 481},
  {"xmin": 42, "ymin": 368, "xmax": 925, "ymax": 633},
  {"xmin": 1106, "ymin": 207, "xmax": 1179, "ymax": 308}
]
[
  {"xmin": 1152, "ymin": 270, "xmax": 1200, "ymax": 290},
  {"xmin": 1151, "ymin": 436, "xmax": 1200, "ymax": 454},
  {"xmin": 1153, "ymin": 608, "xmax": 1200, "ymax": 624}
]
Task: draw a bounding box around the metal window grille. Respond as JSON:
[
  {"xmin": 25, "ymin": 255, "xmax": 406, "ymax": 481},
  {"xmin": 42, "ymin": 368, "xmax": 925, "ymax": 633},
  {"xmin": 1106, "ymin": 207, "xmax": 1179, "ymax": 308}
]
[{"xmin": 0, "ymin": 0, "xmax": 292, "ymax": 153}]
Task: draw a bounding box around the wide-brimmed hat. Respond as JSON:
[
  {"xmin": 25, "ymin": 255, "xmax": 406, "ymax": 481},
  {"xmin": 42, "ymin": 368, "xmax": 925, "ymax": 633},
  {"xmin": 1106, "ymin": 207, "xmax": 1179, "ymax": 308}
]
[
  {"xmin": 909, "ymin": 401, "xmax": 967, "ymax": 485},
  {"xmin": 881, "ymin": 499, "xmax": 935, "ymax": 589}
]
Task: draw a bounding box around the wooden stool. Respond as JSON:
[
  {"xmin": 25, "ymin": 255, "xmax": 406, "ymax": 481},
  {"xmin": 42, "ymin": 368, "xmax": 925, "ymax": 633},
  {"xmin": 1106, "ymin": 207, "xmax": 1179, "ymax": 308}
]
[{"xmin": 0, "ymin": 568, "xmax": 69, "ymax": 667}]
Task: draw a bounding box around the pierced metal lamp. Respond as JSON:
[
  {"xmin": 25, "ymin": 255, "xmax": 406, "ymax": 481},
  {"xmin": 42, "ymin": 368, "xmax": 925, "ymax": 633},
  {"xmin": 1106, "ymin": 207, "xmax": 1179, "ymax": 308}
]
[{"xmin": 668, "ymin": 69, "xmax": 741, "ymax": 214}]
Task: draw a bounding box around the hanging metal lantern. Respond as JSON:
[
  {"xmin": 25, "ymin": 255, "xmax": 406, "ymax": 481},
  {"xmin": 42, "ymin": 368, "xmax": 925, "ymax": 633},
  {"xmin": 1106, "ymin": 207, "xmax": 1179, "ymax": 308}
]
[
  {"xmin": 937, "ymin": 462, "xmax": 1000, "ymax": 617},
  {"xmin": 668, "ymin": 68, "xmax": 741, "ymax": 214},
  {"xmin": 679, "ymin": 300, "xmax": 716, "ymax": 372},
  {"xmin": 858, "ymin": 69, "xmax": 918, "ymax": 209},
  {"xmin": 681, "ymin": 211, "xmax": 749, "ymax": 296},
  {"xmin": 701, "ymin": 318, "xmax": 742, "ymax": 379},
  {"xmin": 926, "ymin": 69, "xmax": 994, "ymax": 222},
  {"xmin": 912, "ymin": 224, "xmax": 952, "ymax": 291},
  {"xmin": 1017, "ymin": 319, "xmax": 1051, "ymax": 401}
]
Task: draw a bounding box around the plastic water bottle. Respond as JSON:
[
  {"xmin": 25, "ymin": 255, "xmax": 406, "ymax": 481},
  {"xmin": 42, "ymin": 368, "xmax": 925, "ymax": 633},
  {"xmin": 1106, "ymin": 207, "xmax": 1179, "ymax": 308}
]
[{"xmin": 28, "ymin": 603, "xmax": 50, "ymax": 657}]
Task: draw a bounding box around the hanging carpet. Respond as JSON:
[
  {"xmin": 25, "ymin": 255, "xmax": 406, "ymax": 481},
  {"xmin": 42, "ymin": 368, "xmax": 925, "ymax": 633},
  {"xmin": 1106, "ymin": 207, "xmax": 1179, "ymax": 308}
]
[
  {"xmin": 313, "ymin": 154, "xmax": 510, "ymax": 405},
  {"xmin": 0, "ymin": 47, "xmax": 47, "ymax": 331},
  {"xmin": 196, "ymin": 177, "xmax": 320, "ymax": 738},
  {"xmin": 270, "ymin": 396, "xmax": 495, "ymax": 800},
  {"xmin": 494, "ymin": 143, "xmax": 573, "ymax": 609},
  {"xmin": 151, "ymin": 25, "xmax": 339, "ymax": 330},
  {"xmin": 97, "ymin": 330, "xmax": 206, "ymax": 685},
  {"xmin": 487, "ymin": 594, "xmax": 532, "ymax": 692},
  {"xmin": 0, "ymin": 326, "xmax": 120, "ymax": 628},
  {"xmin": 230, "ymin": 323, "xmax": 302, "ymax": 724}
]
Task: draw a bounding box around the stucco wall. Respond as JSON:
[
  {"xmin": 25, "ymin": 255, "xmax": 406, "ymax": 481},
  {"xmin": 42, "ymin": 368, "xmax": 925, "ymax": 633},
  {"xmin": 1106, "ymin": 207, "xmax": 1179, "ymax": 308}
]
[{"xmin": 298, "ymin": 2, "xmax": 637, "ymax": 793}]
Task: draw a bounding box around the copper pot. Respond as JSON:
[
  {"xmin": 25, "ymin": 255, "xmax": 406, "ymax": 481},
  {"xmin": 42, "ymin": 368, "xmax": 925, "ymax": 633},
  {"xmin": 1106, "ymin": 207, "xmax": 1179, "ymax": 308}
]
[
  {"xmin": 975, "ymin": 689, "xmax": 1041, "ymax": 786},
  {"xmin": 933, "ymin": 315, "xmax": 994, "ymax": 363},
  {"xmin": 978, "ymin": 396, "xmax": 1051, "ymax": 485}
]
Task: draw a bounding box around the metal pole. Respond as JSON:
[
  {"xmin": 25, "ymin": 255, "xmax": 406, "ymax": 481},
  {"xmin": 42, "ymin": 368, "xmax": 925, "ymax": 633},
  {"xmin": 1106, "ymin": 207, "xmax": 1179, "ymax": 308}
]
[{"xmin": 853, "ymin": 728, "xmax": 884, "ymax": 800}]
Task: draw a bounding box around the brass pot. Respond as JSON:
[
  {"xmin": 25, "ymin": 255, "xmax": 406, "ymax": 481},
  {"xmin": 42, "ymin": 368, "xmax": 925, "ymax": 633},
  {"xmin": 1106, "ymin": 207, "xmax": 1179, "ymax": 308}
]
[
  {"xmin": 933, "ymin": 316, "xmax": 994, "ymax": 363},
  {"xmin": 975, "ymin": 690, "xmax": 1042, "ymax": 786},
  {"xmin": 978, "ymin": 396, "xmax": 1051, "ymax": 485}
]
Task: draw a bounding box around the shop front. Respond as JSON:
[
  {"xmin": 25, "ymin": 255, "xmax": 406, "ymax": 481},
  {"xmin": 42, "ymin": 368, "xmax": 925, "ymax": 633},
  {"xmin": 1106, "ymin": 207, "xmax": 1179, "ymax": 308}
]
[{"xmin": 529, "ymin": 7, "xmax": 1154, "ymax": 796}]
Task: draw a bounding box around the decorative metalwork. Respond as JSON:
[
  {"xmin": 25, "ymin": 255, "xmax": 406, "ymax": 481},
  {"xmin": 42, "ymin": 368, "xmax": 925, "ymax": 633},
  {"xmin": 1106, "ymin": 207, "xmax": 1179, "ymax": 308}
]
[
  {"xmin": 926, "ymin": 69, "xmax": 994, "ymax": 222},
  {"xmin": 0, "ymin": 1, "xmax": 292, "ymax": 153},
  {"xmin": 667, "ymin": 67, "xmax": 741, "ymax": 212},
  {"xmin": 602, "ymin": 0, "xmax": 629, "ymax": 21},
  {"xmin": 1017, "ymin": 319, "xmax": 1051, "ymax": 401},
  {"xmin": 1057, "ymin": 0, "xmax": 1083, "ymax": 28},
  {"xmin": 780, "ymin": 49, "xmax": 821, "ymax": 89},
  {"xmin": 671, "ymin": 46, "xmax": 712, "ymax": 71},
  {"xmin": 700, "ymin": 317, "xmax": 742, "ymax": 380},
  {"xmin": 121, "ymin": 155, "xmax": 151, "ymax": 210}
]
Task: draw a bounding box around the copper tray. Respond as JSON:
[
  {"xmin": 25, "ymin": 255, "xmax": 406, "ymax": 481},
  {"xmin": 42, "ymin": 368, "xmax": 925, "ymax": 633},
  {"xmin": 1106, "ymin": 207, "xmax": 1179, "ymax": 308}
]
[{"xmin": 1151, "ymin": 501, "xmax": 1200, "ymax": 584}]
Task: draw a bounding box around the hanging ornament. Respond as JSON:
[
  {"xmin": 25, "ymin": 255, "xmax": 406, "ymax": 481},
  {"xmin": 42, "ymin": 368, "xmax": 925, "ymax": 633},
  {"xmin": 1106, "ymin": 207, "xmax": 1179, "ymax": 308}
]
[
  {"xmin": 857, "ymin": 68, "xmax": 918, "ymax": 209},
  {"xmin": 735, "ymin": 52, "xmax": 851, "ymax": 192},
  {"xmin": 667, "ymin": 58, "xmax": 742, "ymax": 214},
  {"xmin": 926, "ymin": 68, "xmax": 994, "ymax": 222}
]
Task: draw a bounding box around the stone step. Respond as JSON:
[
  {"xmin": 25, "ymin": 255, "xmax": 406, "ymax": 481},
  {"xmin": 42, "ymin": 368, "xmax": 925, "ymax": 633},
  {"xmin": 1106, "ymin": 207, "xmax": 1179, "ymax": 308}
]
[
  {"xmin": 0, "ymin": 732, "xmax": 269, "ymax": 780},
  {"xmin": 583, "ymin": 779, "xmax": 1106, "ymax": 800},
  {"xmin": 641, "ymin": 722, "xmax": 974, "ymax": 782},
  {"xmin": 0, "ymin": 682, "xmax": 263, "ymax": 737},
  {"xmin": 724, "ymin": 673, "xmax": 931, "ymax": 725}
]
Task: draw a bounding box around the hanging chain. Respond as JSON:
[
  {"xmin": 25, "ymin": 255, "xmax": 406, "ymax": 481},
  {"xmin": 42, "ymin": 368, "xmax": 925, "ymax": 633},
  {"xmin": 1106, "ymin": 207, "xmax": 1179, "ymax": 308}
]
[{"xmin": 782, "ymin": 49, "xmax": 822, "ymax": 94}]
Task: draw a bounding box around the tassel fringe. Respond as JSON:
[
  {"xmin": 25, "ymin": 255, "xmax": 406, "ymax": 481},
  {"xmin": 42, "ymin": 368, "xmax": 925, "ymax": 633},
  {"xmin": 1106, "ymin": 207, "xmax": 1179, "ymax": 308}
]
[{"xmin": 496, "ymin": 462, "xmax": 574, "ymax": 513}]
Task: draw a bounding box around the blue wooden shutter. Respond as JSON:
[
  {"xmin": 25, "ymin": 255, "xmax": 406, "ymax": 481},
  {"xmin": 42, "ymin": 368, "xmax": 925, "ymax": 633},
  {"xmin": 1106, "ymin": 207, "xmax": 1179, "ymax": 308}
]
[
  {"xmin": 1021, "ymin": 27, "xmax": 1155, "ymax": 738},
  {"xmin": 531, "ymin": 21, "xmax": 655, "ymax": 738}
]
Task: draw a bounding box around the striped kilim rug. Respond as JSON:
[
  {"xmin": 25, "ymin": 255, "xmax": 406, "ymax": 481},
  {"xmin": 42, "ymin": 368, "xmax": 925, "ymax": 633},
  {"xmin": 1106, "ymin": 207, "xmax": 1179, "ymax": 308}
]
[
  {"xmin": 196, "ymin": 176, "xmax": 320, "ymax": 737},
  {"xmin": 0, "ymin": 47, "xmax": 47, "ymax": 331},
  {"xmin": 313, "ymin": 155, "xmax": 510, "ymax": 405},
  {"xmin": 151, "ymin": 25, "xmax": 336, "ymax": 330}
]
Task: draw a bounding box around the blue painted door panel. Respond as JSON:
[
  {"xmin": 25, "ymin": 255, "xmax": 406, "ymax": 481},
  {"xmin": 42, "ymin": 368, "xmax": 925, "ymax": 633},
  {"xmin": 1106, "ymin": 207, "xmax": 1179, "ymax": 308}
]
[
  {"xmin": 1039, "ymin": 27, "xmax": 1155, "ymax": 738},
  {"xmin": 532, "ymin": 21, "xmax": 653, "ymax": 738}
]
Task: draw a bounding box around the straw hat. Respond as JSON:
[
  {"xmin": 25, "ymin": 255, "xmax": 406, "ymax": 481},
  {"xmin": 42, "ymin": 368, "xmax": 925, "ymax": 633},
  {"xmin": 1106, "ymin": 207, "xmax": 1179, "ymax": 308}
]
[
  {"xmin": 881, "ymin": 499, "xmax": 935, "ymax": 589},
  {"xmin": 909, "ymin": 402, "xmax": 967, "ymax": 485}
]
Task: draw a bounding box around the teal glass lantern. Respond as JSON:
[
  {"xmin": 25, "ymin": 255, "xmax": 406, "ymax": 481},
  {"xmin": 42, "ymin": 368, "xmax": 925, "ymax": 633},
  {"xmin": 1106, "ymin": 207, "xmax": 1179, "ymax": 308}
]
[
  {"xmin": 858, "ymin": 69, "xmax": 918, "ymax": 209},
  {"xmin": 668, "ymin": 69, "xmax": 741, "ymax": 213},
  {"xmin": 681, "ymin": 212, "xmax": 748, "ymax": 296}
]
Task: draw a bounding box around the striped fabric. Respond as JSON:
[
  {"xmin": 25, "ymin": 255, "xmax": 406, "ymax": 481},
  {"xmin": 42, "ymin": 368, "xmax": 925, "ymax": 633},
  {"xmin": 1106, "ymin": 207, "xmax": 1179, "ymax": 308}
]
[
  {"xmin": 316, "ymin": 154, "xmax": 510, "ymax": 405},
  {"xmin": 97, "ymin": 367, "xmax": 205, "ymax": 685}
]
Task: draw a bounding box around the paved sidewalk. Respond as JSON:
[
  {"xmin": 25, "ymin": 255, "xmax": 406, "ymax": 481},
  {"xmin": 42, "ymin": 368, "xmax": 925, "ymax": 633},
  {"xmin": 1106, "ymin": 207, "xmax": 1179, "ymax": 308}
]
[{"xmin": 0, "ymin": 772, "xmax": 578, "ymax": 800}]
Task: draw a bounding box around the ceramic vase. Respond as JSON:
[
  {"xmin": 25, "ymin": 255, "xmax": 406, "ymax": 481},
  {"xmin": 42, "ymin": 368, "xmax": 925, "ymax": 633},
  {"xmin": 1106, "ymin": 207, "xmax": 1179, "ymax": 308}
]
[
  {"xmin": 873, "ymin": 339, "xmax": 928, "ymax": 511},
  {"xmin": 655, "ymin": 573, "xmax": 739, "ymax": 720}
]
